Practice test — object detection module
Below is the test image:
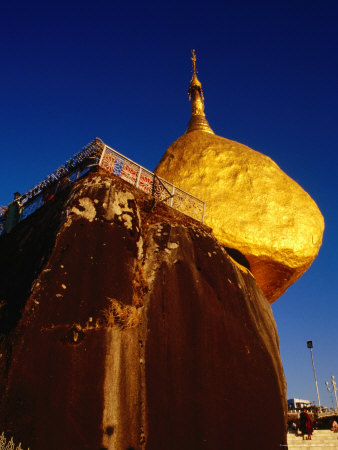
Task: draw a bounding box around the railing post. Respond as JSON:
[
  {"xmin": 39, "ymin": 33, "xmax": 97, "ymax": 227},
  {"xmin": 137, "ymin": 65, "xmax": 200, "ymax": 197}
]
[
  {"xmin": 202, "ymin": 202, "xmax": 206, "ymax": 223},
  {"xmin": 135, "ymin": 166, "xmax": 142, "ymax": 188},
  {"xmin": 170, "ymin": 185, "xmax": 175, "ymax": 207},
  {"xmin": 98, "ymin": 145, "xmax": 107, "ymax": 167}
]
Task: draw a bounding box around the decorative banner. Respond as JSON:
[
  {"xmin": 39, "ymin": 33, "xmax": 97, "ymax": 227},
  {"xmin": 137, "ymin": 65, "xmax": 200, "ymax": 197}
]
[
  {"xmin": 121, "ymin": 163, "xmax": 138, "ymax": 184},
  {"xmin": 139, "ymin": 172, "xmax": 154, "ymax": 194},
  {"xmin": 101, "ymin": 153, "xmax": 116, "ymax": 174}
]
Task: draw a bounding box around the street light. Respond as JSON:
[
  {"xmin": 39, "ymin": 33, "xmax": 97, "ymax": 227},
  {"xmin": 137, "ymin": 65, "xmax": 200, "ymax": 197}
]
[
  {"xmin": 307, "ymin": 341, "xmax": 321, "ymax": 408},
  {"xmin": 325, "ymin": 376, "xmax": 338, "ymax": 410}
]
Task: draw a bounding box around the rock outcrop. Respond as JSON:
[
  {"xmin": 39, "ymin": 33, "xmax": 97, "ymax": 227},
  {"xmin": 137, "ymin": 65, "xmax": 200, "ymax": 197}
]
[
  {"xmin": 155, "ymin": 130, "xmax": 324, "ymax": 303},
  {"xmin": 0, "ymin": 169, "xmax": 287, "ymax": 449}
]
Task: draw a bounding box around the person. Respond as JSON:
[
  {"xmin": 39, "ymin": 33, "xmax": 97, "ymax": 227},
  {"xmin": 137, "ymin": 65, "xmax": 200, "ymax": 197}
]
[
  {"xmin": 299, "ymin": 407, "xmax": 313, "ymax": 440},
  {"xmin": 331, "ymin": 420, "xmax": 338, "ymax": 432},
  {"xmin": 4, "ymin": 192, "xmax": 23, "ymax": 233}
]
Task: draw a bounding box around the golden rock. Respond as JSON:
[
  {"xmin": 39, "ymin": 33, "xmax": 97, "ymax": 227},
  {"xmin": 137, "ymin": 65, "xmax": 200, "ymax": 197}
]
[{"xmin": 155, "ymin": 52, "xmax": 324, "ymax": 303}]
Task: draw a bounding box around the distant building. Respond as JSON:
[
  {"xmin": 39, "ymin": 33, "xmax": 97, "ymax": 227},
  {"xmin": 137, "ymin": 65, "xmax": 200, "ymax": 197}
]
[{"xmin": 288, "ymin": 398, "xmax": 311, "ymax": 409}]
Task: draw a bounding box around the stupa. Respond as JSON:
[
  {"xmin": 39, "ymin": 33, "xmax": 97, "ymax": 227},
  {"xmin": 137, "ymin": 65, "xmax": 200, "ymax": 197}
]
[{"xmin": 155, "ymin": 50, "xmax": 324, "ymax": 302}]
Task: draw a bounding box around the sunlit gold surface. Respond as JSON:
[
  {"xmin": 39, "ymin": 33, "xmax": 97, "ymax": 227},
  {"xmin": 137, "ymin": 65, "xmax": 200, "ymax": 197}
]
[
  {"xmin": 155, "ymin": 131, "xmax": 324, "ymax": 303},
  {"xmin": 186, "ymin": 50, "xmax": 214, "ymax": 134},
  {"xmin": 156, "ymin": 51, "xmax": 324, "ymax": 302}
]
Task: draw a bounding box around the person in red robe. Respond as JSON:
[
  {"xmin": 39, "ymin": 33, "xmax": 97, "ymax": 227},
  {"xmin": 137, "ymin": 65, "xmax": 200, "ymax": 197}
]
[{"xmin": 299, "ymin": 408, "xmax": 313, "ymax": 440}]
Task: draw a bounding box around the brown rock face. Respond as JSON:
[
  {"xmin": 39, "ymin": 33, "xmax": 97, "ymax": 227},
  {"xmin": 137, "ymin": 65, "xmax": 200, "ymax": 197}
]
[{"xmin": 0, "ymin": 170, "xmax": 287, "ymax": 449}]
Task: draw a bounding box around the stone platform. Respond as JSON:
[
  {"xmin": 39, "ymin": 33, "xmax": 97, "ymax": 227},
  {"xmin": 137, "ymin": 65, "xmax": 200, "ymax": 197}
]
[{"xmin": 287, "ymin": 430, "xmax": 338, "ymax": 449}]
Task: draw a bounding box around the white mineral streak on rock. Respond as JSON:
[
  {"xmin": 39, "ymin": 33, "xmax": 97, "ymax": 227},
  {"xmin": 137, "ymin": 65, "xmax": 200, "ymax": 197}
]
[
  {"xmin": 74, "ymin": 197, "xmax": 96, "ymax": 221},
  {"xmin": 102, "ymin": 328, "xmax": 122, "ymax": 449},
  {"xmin": 143, "ymin": 225, "xmax": 183, "ymax": 289},
  {"xmin": 167, "ymin": 242, "xmax": 179, "ymax": 250},
  {"xmin": 101, "ymin": 184, "xmax": 136, "ymax": 230},
  {"xmin": 64, "ymin": 197, "xmax": 97, "ymax": 227},
  {"xmin": 143, "ymin": 225, "xmax": 163, "ymax": 285},
  {"xmin": 121, "ymin": 213, "xmax": 133, "ymax": 230},
  {"xmin": 102, "ymin": 327, "xmax": 147, "ymax": 449},
  {"xmin": 137, "ymin": 236, "xmax": 144, "ymax": 261},
  {"xmin": 84, "ymin": 175, "xmax": 111, "ymax": 190}
]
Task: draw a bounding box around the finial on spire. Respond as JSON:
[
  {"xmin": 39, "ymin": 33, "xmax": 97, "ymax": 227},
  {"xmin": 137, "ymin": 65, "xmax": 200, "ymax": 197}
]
[
  {"xmin": 191, "ymin": 49, "xmax": 197, "ymax": 76},
  {"xmin": 186, "ymin": 50, "xmax": 214, "ymax": 134},
  {"xmin": 188, "ymin": 49, "xmax": 203, "ymax": 104}
]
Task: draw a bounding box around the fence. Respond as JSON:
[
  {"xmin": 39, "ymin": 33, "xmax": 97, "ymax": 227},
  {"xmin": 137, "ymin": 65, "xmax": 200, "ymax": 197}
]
[
  {"xmin": 0, "ymin": 138, "xmax": 104, "ymax": 234},
  {"xmin": 99, "ymin": 144, "xmax": 205, "ymax": 222},
  {"xmin": 0, "ymin": 138, "xmax": 205, "ymax": 234}
]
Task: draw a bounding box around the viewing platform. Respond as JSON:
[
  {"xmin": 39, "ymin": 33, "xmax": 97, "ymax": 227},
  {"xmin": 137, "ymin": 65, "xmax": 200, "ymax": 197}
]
[{"xmin": 0, "ymin": 138, "xmax": 205, "ymax": 235}]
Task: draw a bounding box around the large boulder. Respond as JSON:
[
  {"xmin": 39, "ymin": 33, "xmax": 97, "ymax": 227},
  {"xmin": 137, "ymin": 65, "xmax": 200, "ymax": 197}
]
[
  {"xmin": 0, "ymin": 169, "xmax": 287, "ymax": 449},
  {"xmin": 155, "ymin": 130, "xmax": 324, "ymax": 302}
]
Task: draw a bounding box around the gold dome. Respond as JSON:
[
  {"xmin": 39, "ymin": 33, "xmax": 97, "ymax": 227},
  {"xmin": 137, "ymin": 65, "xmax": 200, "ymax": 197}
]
[{"xmin": 155, "ymin": 52, "xmax": 324, "ymax": 303}]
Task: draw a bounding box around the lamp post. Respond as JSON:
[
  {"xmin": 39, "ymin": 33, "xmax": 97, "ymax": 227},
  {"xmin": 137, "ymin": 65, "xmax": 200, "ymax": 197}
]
[
  {"xmin": 307, "ymin": 341, "xmax": 321, "ymax": 408},
  {"xmin": 325, "ymin": 376, "xmax": 338, "ymax": 410}
]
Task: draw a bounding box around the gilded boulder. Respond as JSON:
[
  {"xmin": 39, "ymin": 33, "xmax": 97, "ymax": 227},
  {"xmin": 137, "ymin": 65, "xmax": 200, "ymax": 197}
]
[{"xmin": 155, "ymin": 130, "xmax": 324, "ymax": 302}]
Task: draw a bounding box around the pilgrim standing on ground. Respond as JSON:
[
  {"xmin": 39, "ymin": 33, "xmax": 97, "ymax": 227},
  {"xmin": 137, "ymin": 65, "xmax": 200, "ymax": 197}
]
[{"xmin": 299, "ymin": 408, "xmax": 313, "ymax": 440}]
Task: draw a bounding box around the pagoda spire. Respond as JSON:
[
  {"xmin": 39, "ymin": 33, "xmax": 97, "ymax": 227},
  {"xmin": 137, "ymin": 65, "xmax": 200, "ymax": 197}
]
[{"xmin": 186, "ymin": 49, "xmax": 214, "ymax": 134}]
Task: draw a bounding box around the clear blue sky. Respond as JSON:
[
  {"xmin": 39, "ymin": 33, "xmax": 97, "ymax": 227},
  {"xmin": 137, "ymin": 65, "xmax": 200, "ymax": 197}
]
[{"xmin": 1, "ymin": 0, "xmax": 337, "ymax": 407}]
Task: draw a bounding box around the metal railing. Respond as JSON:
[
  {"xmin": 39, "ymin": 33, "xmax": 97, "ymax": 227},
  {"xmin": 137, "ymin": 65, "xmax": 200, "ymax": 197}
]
[
  {"xmin": 0, "ymin": 138, "xmax": 104, "ymax": 234},
  {"xmin": 99, "ymin": 144, "xmax": 206, "ymax": 222},
  {"xmin": 0, "ymin": 138, "xmax": 205, "ymax": 234}
]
